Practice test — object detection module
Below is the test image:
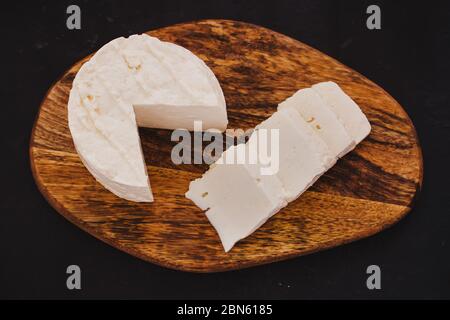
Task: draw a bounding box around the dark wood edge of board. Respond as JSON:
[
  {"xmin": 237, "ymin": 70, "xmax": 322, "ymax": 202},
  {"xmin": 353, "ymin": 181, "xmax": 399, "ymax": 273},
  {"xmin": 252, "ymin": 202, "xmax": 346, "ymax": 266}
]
[{"xmin": 29, "ymin": 19, "xmax": 424, "ymax": 273}]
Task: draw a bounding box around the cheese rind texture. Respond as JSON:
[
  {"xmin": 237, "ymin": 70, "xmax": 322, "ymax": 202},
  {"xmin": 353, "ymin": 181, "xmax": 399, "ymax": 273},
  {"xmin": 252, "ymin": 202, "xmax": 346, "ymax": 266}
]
[
  {"xmin": 186, "ymin": 82, "xmax": 371, "ymax": 252},
  {"xmin": 68, "ymin": 34, "xmax": 228, "ymax": 202}
]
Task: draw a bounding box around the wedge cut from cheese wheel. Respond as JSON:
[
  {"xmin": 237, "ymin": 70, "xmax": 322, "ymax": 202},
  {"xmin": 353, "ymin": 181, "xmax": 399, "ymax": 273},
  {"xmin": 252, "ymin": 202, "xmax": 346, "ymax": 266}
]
[
  {"xmin": 278, "ymin": 88, "xmax": 355, "ymax": 158},
  {"xmin": 255, "ymin": 108, "xmax": 335, "ymax": 202},
  {"xmin": 312, "ymin": 81, "xmax": 371, "ymax": 144},
  {"xmin": 186, "ymin": 145, "xmax": 287, "ymax": 252},
  {"xmin": 68, "ymin": 34, "xmax": 228, "ymax": 202}
]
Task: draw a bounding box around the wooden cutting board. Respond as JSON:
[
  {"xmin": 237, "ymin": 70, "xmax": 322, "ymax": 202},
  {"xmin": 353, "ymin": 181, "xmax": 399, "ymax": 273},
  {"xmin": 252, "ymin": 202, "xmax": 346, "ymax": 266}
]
[{"xmin": 30, "ymin": 19, "xmax": 423, "ymax": 272}]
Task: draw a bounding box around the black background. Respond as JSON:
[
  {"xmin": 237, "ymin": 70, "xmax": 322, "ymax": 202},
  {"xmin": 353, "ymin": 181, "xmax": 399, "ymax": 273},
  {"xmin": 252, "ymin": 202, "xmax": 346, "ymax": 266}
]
[{"xmin": 1, "ymin": 0, "xmax": 450, "ymax": 299}]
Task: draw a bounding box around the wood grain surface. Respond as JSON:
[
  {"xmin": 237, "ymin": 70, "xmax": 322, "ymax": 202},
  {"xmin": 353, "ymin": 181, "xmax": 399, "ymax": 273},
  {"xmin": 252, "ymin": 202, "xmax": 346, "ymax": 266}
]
[{"xmin": 30, "ymin": 20, "xmax": 423, "ymax": 272}]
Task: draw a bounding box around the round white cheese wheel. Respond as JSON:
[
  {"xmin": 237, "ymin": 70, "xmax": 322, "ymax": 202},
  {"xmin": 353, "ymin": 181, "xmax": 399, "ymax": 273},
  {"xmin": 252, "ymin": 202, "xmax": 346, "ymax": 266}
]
[{"xmin": 68, "ymin": 34, "xmax": 228, "ymax": 202}]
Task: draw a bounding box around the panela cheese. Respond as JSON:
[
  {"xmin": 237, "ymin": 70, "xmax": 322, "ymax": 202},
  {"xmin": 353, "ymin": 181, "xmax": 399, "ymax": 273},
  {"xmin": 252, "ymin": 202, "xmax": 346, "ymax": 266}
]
[
  {"xmin": 255, "ymin": 107, "xmax": 335, "ymax": 202},
  {"xmin": 186, "ymin": 82, "xmax": 371, "ymax": 252},
  {"xmin": 68, "ymin": 34, "xmax": 228, "ymax": 202},
  {"xmin": 186, "ymin": 144, "xmax": 287, "ymax": 252},
  {"xmin": 278, "ymin": 88, "xmax": 355, "ymax": 158},
  {"xmin": 312, "ymin": 82, "xmax": 371, "ymax": 144}
]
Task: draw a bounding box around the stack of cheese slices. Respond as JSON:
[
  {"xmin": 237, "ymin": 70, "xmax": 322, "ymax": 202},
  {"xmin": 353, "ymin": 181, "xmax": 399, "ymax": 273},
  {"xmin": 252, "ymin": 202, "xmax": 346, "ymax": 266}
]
[
  {"xmin": 68, "ymin": 34, "xmax": 228, "ymax": 202},
  {"xmin": 186, "ymin": 82, "xmax": 371, "ymax": 252}
]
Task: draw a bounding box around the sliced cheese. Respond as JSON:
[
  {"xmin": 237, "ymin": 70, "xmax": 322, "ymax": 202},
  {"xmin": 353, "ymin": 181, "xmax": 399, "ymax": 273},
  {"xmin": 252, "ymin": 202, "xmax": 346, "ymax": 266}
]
[
  {"xmin": 312, "ymin": 81, "xmax": 371, "ymax": 144},
  {"xmin": 68, "ymin": 34, "xmax": 228, "ymax": 202},
  {"xmin": 256, "ymin": 108, "xmax": 335, "ymax": 202},
  {"xmin": 186, "ymin": 82, "xmax": 372, "ymax": 252},
  {"xmin": 186, "ymin": 108, "xmax": 335, "ymax": 251},
  {"xmin": 186, "ymin": 144, "xmax": 287, "ymax": 252},
  {"xmin": 278, "ymin": 88, "xmax": 355, "ymax": 158}
]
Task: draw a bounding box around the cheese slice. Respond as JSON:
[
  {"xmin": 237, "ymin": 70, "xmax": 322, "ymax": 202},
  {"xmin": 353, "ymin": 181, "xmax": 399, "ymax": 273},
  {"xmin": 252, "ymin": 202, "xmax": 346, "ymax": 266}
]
[
  {"xmin": 312, "ymin": 81, "xmax": 371, "ymax": 144},
  {"xmin": 278, "ymin": 88, "xmax": 355, "ymax": 158},
  {"xmin": 68, "ymin": 34, "xmax": 228, "ymax": 202},
  {"xmin": 186, "ymin": 144, "xmax": 287, "ymax": 252},
  {"xmin": 256, "ymin": 108, "xmax": 335, "ymax": 202}
]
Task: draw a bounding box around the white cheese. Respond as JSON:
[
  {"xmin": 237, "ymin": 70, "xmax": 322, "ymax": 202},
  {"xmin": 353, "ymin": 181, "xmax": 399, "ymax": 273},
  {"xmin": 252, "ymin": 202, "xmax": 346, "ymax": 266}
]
[
  {"xmin": 278, "ymin": 88, "xmax": 355, "ymax": 158},
  {"xmin": 256, "ymin": 108, "xmax": 335, "ymax": 202},
  {"xmin": 186, "ymin": 108, "xmax": 335, "ymax": 251},
  {"xmin": 312, "ymin": 81, "xmax": 371, "ymax": 144},
  {"xmin": 68, "ymin": 34, "xmax": 228, "ymax": 202},
  {"xmin": 186, "ymin": 83, "xmax": 371, "ymax": 252},
  {"xmin": 186, "ymin": 144, "xmax": 287, "ymax": 252}
]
